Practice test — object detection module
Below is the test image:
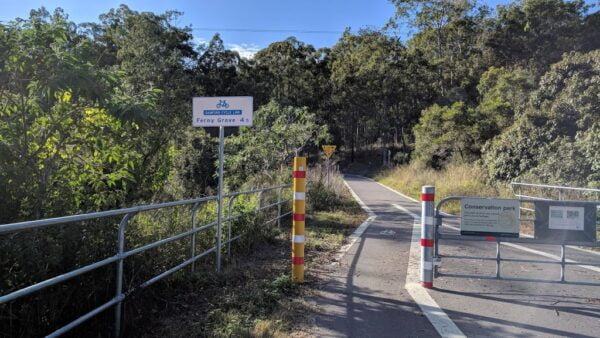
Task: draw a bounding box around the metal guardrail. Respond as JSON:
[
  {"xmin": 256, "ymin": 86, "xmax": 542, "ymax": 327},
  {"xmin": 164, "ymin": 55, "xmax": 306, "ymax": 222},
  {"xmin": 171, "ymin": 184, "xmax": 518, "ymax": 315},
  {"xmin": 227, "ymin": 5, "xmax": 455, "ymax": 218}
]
[
  {"xmin": 511, "ymin": 182, "xmax": 600, "ymax": 212},
  {"xmin": 433, "ymin": 196, "xmax": 600, "ymax": 287},
  {"xmin": 0, "ymin": 183, "xmax": 292, "ymax": 337},
  {"xmin": 512, "ymin": 182, "xmax": 600, "ymax": 203},
  {"xmin": 511, "ymin": 182, "xmax": 600, "ymax": 193}
]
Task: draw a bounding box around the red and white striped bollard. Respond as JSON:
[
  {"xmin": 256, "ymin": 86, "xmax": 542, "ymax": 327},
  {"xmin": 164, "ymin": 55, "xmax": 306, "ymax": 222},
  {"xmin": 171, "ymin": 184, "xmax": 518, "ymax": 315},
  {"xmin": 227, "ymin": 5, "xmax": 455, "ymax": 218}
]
[{"xmin": 421, "ymin": 186, "xmax": 435, "ymax": 288}]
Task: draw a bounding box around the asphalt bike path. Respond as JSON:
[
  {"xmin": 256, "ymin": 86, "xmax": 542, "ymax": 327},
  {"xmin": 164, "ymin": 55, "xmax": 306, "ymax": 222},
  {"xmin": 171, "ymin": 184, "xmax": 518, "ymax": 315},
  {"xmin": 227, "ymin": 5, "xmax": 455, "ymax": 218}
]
[
  {"xmin": 313, "ymin": 175, "xmax": 600, "ymax": 337},
  {"xmin": 312, "ymin": 176, "xmax": 440, "ymax": 337}
]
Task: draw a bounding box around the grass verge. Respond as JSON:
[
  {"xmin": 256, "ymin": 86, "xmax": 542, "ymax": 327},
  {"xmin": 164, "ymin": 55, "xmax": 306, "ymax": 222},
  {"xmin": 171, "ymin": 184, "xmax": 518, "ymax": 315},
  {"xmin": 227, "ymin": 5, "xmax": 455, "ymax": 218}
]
[
  {"xmin": 374, "ymin": 162, "xmax": 543, "ymax": 234},
  {"xmin": 375, "ymin": 162, "xmax": 511, "ymax": 214},
  {"xmin": 376, "ymin": 161, "xmax": 598, "ymax": 248},
  {"xmin": 133, "ymin": 177, "xmax": 367, "ymax": 337}
]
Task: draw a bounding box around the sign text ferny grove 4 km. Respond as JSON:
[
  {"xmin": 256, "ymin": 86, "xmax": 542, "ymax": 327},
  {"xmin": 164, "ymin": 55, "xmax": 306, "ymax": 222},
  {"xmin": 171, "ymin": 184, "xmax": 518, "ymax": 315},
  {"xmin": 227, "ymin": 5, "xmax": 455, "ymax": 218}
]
[{"xmin": 193, "ymin": 96, "xmax": 253, "ymax": 127}]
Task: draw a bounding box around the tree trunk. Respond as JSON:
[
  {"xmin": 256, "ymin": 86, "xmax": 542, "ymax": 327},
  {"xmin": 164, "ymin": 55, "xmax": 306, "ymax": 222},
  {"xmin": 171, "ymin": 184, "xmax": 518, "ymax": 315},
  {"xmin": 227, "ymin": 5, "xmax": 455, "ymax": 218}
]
[
  {"xmin": 350, "ymin": 132, "xmax": 355, "ymax": 163},
  {"xmin": 400, "ymin": 126, "xmax": 408, "ymax": 153}
]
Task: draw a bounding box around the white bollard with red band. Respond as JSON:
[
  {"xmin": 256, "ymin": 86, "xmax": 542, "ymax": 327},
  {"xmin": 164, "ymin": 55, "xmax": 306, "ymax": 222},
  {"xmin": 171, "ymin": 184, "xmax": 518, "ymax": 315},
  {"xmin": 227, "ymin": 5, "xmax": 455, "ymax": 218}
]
[{"xmin": 421, "ymin": 186, "xmax": 435, "ymax": 288}]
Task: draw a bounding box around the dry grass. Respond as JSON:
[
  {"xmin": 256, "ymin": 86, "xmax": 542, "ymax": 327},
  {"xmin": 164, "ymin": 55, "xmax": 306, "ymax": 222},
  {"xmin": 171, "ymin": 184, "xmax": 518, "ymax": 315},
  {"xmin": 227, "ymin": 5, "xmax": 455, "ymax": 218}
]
[
  {"xmin": 376, "ymin": 162, "xmax": 599, "ymax": 249},
  {"xmin": 375, "ymin": 162, "xmax": 512, "ymax": 214},
  {"xmin": 132, "ymin": 174, "xmax": 367, "ymax": 337},
  {"xmin": 305, "ymin": 209, "xmax": 367, "ymax": 260},
  {"xmin": 375, "ymin": 162, "xmax": 537, "ymax": 236}
]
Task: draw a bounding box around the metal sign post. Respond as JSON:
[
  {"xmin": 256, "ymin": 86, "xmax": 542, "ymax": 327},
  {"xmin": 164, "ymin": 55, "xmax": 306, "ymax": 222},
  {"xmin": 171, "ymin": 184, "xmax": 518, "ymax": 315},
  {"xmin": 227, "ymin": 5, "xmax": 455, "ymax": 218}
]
[
  {"xmin": 326, "ymin": 158, "xmax": 330, "ymax": 185},
  {"xmin": 322, "ymin": 145, "xmax": 336, "ymax": 185},
  {"xmin": 216, "ymin": 126, "xmax": 225, "ymax": 271},
  {"xmin": 193, "ymin": 96, "xmax": 253, "ymax": 272}
]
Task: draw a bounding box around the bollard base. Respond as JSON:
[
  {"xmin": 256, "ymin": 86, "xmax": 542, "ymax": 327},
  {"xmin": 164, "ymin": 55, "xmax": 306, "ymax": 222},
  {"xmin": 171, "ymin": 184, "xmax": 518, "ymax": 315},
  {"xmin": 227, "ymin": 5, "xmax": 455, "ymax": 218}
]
[
  {"xmin": 292, "ymin": 263, "xmax": 304, "ymax": 283},
  {"xmin": 422, "ymin": 281, "xmax": 433, "ymax": 289}
]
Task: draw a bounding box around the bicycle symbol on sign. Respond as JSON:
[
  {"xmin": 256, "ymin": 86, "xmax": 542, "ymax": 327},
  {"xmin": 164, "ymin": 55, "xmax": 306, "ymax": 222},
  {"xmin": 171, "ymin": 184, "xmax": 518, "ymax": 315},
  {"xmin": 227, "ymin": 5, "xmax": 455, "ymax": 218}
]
[{"xmin": 216, "ymin": 100, "xmax": 229, "ymax": 108}]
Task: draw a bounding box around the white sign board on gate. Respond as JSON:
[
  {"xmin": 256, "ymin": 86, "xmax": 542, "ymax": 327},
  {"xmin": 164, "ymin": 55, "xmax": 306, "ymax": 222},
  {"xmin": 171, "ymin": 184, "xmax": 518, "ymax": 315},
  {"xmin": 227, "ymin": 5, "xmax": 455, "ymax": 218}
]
[
  {"xmin": 193, "ymin": 96, "xmax": 253, "ymax": 127},
  {"xmin": 460, "ymin": 198, "xmax": 520, "ymax": 237},
  {"xmin": 548, "ymin": 206, "xmax": 585, "ymax": 230}
]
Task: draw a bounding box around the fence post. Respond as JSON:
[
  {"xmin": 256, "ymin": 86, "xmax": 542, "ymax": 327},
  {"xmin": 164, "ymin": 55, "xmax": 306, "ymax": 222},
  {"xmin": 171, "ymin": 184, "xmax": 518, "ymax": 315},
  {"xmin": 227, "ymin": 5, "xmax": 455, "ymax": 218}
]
[
  {"xmin": 560, "ymin": 245, "xmax": 566, "ymax": 282},
  {"xmin": 277, "ymin": 187, "xmax": 283, "ymax": 229},
  {"xmin": 190, "ymin": 202, "xmax": 201, "ymax": 273},
  {"xmin": 421, "ymin": 186, "xmax": 435, "ymax": 289},
  {"xmin": 227, "ymin": 195, "xmax": 237, "ymax": 257},
  {"xmin": 115, "ymin": 212, "xmax": 134, "ymax": 337},
  {"xmin": 292, "ymin": 157, "xmax": 307, "ymax": 283},
  {"xmin": 434, "ymin": 210, "xmax": 441, "ymax": 278},
  {"xmin": 257, "ymin": 191, "xmax": 263, "ymax": 211},
  {"xmin": 495, "ymin": 242, "xmax": 501, "ymax": 279}
]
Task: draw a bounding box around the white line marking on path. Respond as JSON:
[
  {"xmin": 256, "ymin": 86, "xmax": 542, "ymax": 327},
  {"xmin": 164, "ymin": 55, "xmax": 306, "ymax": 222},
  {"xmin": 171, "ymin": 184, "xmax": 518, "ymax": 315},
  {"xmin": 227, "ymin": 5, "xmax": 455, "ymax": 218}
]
[
  {"xmin": 355, "ymin": 174, "xmax": 455, "ymax": 217},
  {"xmin": 342, "ymin": 178, "xmax": 375, "ymax": 217},
  {"xmin": 567, "ymin": 245, "xmax": 600, "ymax": 256},
  {"xmin": 392, "ymin": 204, "xmax": 419, "ymax": 219},
  {"xmin": 335, "ymin": 179, "xmax": 376, "ymax": 262},
  {"xmin": 394, "ymin": 204, "xmax": 466, "ymax": 338},
  {"xmin": 379, "ymin": 229, "xmax": 396, "ymax": 236},
  {"xmin": 351, "ymin": 175, "xmax": 421, "ymax": 203},
  {"xmin": 375, "ymin": 181, "xmax": 420, "ymax": 203}
]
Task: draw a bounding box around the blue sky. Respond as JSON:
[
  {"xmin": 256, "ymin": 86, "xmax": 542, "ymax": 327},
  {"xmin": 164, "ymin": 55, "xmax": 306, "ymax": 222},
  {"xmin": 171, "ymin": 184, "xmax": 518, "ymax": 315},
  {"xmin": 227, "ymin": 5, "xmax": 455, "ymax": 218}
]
[{"xmin": 0, "ymin": 0, "xmax": 528, "ymax": 57}]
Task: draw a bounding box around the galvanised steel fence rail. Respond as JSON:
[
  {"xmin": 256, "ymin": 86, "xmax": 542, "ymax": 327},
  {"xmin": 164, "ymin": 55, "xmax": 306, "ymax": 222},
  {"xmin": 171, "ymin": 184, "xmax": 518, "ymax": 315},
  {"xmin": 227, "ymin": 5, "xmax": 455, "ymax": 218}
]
[
  {"xmin": 511, "ymin": 182, "xmax": 600, "ymax": 212},
  {"xmin": 433, "ymin": 196, "xmax": 600, "ymax": 287},
  {"xmin": 0, "ymin": 184, "xmax": 292, "ymax": 337}
]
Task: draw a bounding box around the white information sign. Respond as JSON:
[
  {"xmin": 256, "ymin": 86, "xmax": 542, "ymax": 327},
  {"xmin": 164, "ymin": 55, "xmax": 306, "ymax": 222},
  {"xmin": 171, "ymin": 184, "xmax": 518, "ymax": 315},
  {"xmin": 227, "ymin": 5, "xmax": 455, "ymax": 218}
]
[
  {"xmin": 193, "ymin": 96, "xmax": 253, "ymax": 127},
  {"xmin": 460, "ymin": 198, "xmax": 520, "ymax": 236},
  {"xmin": 548, "ymin": 206, "xmax": 584, "ymax": 231}
]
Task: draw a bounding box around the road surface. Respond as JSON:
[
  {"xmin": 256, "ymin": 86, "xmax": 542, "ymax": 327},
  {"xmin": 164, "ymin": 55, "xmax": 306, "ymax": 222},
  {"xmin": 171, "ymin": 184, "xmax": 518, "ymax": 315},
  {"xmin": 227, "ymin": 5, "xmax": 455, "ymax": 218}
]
[{"xmin": 312, "ymin": 175, "xmax": 600, "ymax": 337}]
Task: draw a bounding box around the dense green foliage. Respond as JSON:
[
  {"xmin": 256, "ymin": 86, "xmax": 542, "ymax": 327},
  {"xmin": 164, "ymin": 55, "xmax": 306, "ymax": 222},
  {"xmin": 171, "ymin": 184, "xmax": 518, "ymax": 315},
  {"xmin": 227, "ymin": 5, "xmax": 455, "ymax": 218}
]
[
  {"xmin": 226, "ymin": 101, "xmax": 329, "ymax": 188},
  {"xmin": 0, "ymin": 7, "xmax": 328, "ymax": 223},
  {"xmin": 414, "ymin": 102, "xmax": 495, "ymax": 167},
  {"xmin": 1, "ymin": 0, "xmax": 599, "ymax": 335},
  {"xmin": 2, "ymin": 1, "xmax": 598, "ymax": 223},
  {"xmin": 394, "ymin": 0, "xmax": 599, "ymax": 188},
  {"xmin": 0, "ymin": 7, "xmax": 329, "ymax": 336},
  {"xmin": 484, "ymin": 50, "xmax": 600, "ymax": 186}
]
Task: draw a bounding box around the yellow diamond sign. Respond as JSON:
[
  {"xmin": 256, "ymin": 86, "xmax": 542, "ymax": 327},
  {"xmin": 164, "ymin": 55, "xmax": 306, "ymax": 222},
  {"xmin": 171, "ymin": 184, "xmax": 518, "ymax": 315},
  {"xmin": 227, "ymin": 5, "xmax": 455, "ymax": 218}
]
[{"xmin": 322, "ymin": 145, "xmax": 336, "ymax": 159}]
